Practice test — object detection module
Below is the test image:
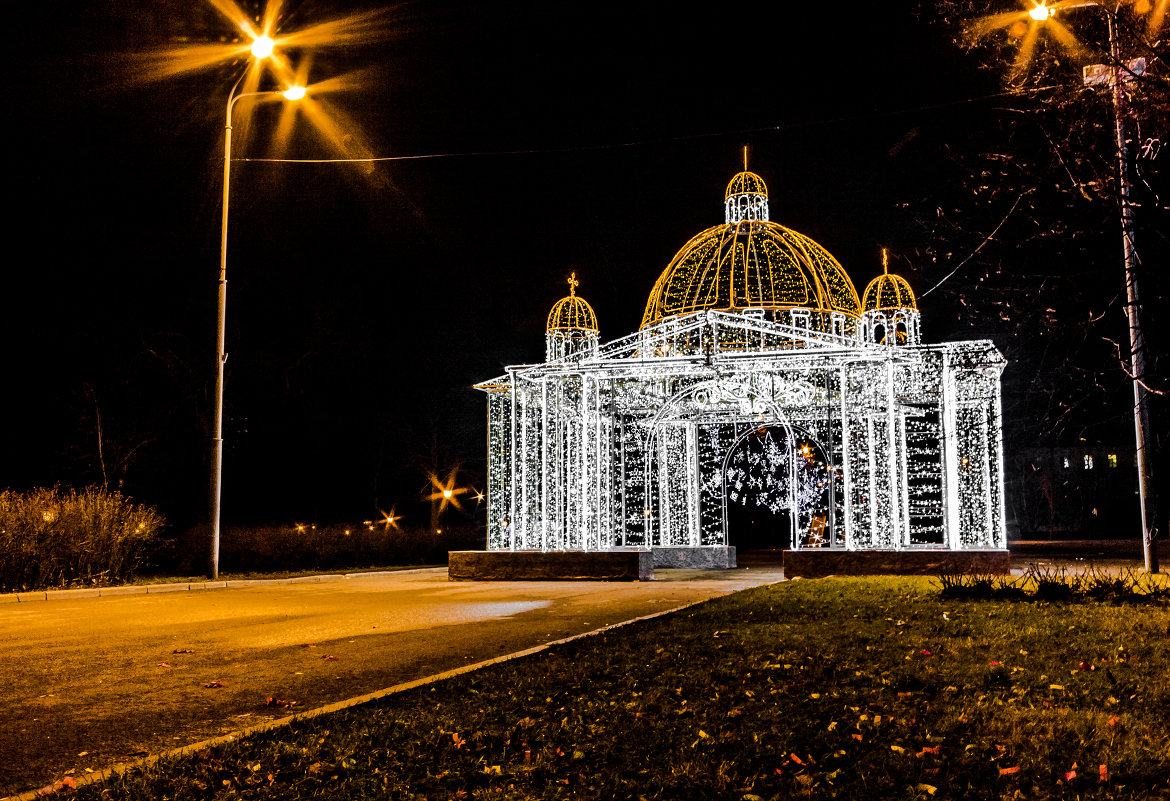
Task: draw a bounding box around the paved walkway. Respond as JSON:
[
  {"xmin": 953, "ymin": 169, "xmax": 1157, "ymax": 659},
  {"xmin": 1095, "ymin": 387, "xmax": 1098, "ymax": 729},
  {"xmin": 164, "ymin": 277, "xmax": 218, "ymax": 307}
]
[{"xmin": 0, "ymin": 565, "xmax": 784, "ymax": 795}]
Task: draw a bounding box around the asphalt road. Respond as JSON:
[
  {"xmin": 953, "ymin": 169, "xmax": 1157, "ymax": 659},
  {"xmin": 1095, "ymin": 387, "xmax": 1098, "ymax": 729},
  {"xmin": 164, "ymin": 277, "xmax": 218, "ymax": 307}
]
[{"xmin": 0, "ymin": 565, "xmax": 784, "ymax": 794}]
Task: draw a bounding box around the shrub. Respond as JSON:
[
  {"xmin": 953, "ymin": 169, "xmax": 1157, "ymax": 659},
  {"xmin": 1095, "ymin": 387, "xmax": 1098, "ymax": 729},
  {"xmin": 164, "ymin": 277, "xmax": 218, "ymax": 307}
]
[
  {"xmin": 937, "ymin": 563, "xmax": 1170, "ymax": 604},
  {"xmin": 0, "ymin": 486, "xmax": 165, "ymax": 592}
]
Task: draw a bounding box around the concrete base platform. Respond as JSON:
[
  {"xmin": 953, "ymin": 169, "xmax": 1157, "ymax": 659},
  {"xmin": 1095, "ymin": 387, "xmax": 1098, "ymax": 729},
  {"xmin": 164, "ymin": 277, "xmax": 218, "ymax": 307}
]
[
  {"xmin": 783, "ymin": 549, "xmax": 1010, "ymax": 578},
  {"xmin": 652, "ymin": 546, "xmax": 736, "ymax": 569},
  {"xmin": 448, "ymin": 550, "xmax": 654, "ymax": 581}
]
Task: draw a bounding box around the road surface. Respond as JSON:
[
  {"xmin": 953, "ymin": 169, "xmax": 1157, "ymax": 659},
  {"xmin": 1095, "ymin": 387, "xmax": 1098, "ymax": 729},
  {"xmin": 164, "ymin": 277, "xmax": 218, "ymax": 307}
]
[{"xmin": 0, "ymin": 565, "xmax": 784, "ymax": 794}]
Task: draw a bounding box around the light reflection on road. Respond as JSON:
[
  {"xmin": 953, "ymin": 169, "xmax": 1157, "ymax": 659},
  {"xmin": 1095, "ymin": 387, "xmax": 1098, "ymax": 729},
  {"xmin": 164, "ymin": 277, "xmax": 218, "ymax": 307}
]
[{"xmin": 452, "ymin": 601, "xmax": 552, "ymax": 621}]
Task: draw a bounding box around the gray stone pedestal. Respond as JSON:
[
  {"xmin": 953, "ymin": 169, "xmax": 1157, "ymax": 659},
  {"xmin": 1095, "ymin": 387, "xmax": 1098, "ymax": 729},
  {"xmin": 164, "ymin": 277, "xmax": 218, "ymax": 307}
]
[
  {"xmin": 783, "ymin": 549, "xmax": 1010, "ymax": 578},
  {"xmin": 652, "ymin": 546, "xmax": 736, "ymax": 569},
  {"xmin": 448, "ymin": 550, "xmax": 654, "ymax": 581}
]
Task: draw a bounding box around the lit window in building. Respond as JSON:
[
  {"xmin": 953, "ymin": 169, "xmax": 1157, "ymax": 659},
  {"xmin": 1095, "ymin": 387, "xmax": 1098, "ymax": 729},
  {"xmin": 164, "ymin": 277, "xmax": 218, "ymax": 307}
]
[
  {"xmin": 1108, "ymin": 453, "xmax": 1118, "ymax": 468},
  {"xmin": 1083, "ymin": 454, "xmax": 1093, "ymax": 470},
  {"xmin": 1063, "ymin": 457, "xmax": 1070, "ymax": 469}
]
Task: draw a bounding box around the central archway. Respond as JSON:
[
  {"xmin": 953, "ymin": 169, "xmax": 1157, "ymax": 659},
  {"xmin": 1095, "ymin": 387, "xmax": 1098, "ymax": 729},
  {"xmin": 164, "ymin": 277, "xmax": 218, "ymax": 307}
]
[{"xmin": 721, "ymin": 424, "xmax": 840, "ymax": 550}]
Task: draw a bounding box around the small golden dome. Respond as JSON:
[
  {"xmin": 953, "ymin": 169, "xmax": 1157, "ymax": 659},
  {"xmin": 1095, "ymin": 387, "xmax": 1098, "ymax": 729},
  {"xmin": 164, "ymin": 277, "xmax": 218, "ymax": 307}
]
[
  {"xmin": 862, "ymin": 250, "xmax": 917, "ymax": 311},
  {"xmin": 547, "ymin": 273, "xmax": 599, "ymax": 333},
  {"xmin": 724, "ymin": 170, "xmax": 768, "ymax": 200}
]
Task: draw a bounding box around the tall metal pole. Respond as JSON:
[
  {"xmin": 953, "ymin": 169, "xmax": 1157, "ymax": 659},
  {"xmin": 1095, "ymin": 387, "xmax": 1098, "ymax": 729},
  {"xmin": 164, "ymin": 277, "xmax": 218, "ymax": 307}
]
[
  {"xmin": 1106, "ymin": 11, "xmax": 1158, "ymax": 572},
  {"xmin": 210, "ymin": 78, "xmax": 242, "ymax": 580},
  {"xmin": 210, "ymin": 81, "xmax": 287, "ymax": 579}
]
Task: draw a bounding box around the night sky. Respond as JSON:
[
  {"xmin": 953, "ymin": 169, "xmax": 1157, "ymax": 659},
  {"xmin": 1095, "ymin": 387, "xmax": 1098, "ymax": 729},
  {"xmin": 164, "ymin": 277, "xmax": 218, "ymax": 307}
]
[{"xmin": 7, "ymin": 0, "xmax": 1165, "ymax": 533}]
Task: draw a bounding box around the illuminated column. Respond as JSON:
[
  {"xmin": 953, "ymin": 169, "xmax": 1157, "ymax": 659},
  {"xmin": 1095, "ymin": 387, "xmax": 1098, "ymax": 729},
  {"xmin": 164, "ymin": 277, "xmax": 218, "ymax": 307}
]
[
  {"xmin": 520, "ymin": 380, "xmax": 530, "ymax": 547},
  {"xmin": 866, "ymin": 414, "xmax": 878, "ymax": 547},
  {"xmin": 508, "ymin": 369, "xmax": 518, "ymax": 550},
  {"xmin": 552, "ymin": 383, "xmax": 561, "ymax": 549},
  {"xmin": 620, "ymin": 415, "xmax": 628, "ymax": 547},
  {"xmin": 993, "ymin": 379, "xmax": 1008, "ymax": 549},
  {"xmin": 839, "ymin": 364, "xmax": 854, "ymax": 550},
  {"xmin": 885, "ymin": 360, "xmax": 901, "ymax": 549},
  {"xmin": 657, "ymin": 427, "xmax": 671, "ymax": 546},
  {"xmin": 594, "ymin": 377, "xmax": 604, "ymax": 550},
  {"xmin": 788, "ymin": 430, "xmax": 798, "ymax": 549},
  {"xmin": 980, "ymin": 403, "xmax": 993, "ymax": 545},
  {"xmin": 580, "ymin": 375, "xmax": 591, "ymax": 551},
  {"xmin": 940, "ymin": 353, "xmax": 960, "ymax": 549},
  {"xmin": 541, "ymin": 379, "xmax": 549, "ymax": 551},
  {"xmin": 686, "ymin": 422, "xmax": 700, "ymax": 546}
]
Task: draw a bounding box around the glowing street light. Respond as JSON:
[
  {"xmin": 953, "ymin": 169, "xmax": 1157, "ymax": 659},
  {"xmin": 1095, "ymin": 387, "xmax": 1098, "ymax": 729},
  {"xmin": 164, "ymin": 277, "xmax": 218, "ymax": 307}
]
[
  {"xmin": 209, "ymin": 38, "xmax": 305, "ymax": 580},
  {"xmin": 1029, "ymin": 3, "xmax": 1055, "ymax": 21},
  {"xmin": 250, "ymin": 35, "xmax": 275, "ymax": 59}
]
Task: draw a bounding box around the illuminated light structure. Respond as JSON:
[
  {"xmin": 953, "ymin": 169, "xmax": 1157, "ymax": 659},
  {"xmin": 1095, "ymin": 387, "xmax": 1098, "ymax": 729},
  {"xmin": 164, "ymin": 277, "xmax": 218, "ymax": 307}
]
[{"xmin": 475, "ymin": 168, "xmax": 1007, "ymax": 568}]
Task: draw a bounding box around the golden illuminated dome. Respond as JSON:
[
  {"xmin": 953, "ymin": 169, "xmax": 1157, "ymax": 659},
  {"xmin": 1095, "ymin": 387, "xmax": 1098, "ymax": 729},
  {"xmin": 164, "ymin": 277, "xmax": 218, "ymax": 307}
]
[
  {"xmin": 547, "ymin": 273, "xmax": 599, "ymax": 333},
  {"xmin": 641, "ymin": 172, "xmax": 861, "ymax": 328},
  {"xmin": 724, "ymin": 170, "xmax": 768, "ymax": 199},
  {"xmin": 862, "ymin": 251, "xmax": 917, "ymax": 311}
]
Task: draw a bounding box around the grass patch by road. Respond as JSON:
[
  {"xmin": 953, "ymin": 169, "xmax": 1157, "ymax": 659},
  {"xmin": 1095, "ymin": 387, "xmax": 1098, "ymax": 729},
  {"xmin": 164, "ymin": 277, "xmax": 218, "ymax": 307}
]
[{"xmin": 69, "ymin": 577, "xmax": 1169, "ymax": 800}]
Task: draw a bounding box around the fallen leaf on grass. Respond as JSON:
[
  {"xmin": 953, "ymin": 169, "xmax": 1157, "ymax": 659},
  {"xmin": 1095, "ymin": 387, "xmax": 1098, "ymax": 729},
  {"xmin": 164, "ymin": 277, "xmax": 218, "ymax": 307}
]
[
  {"xmin": 172, "ymin": 649, "xmax": 194, "ymax": 654},
  {"xmin": 852, "ymin": 734, "xmax": 863, "ymax": 741},
  {"xmin": 36, "ymin": 776, "xmax": 77, "ymax": 796},
  {"xmin": 451, "ymin": 732, "xmax": 466, "ymax": 749},
  {"xmin": 917, "ymin": 785, "xmax": 937, "ymax": 796},
  {"xmin": 890, "ymin": 745, "xmax": 906, "ymax": 754},
  {"xmin": 1099, "ymin": 764, "xmax": 1108, "ymax": 782},
  {"xmin": 919, "ymin": 745, "xmax": 941, "ymax": 756},
  {"xmin": 157, "ymin": 662, "xmax": 171, "ymax": 669},
  {"xmin": 1049, "ymin": 684, "xmax": 1065, "ymax": 691},
  {"xmin": 266, "ymin": 697, "xmax": 298, "ymax": 709},
  {"xmin": 999, "ymin": 766, "xmax": 1020, "ymax": 775},
  {"xmin": 203, "ymin": 680, "xmax": 226, "ymax": 689},
  {"xmin": 1107, "ymin": 716, "xmax": 1120, "ymax": 727},
  {"xmin": 321, "ymin": 655, "xmax": 340, "ymax": 661}
]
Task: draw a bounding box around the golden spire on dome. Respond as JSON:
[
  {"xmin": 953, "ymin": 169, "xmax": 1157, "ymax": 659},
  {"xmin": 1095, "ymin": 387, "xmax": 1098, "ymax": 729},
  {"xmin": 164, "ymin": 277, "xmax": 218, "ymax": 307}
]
[
  {"xmin": 547, "ymin": 273, "xmax": 599, "ymax": 333},
  {"xmin": 862, "ymin": 248, "xmax": 917, "ymax": 311}
]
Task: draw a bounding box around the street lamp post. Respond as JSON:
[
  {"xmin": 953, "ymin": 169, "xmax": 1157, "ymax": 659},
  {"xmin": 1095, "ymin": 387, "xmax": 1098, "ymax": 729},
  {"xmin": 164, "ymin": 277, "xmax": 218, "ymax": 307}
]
[
  {"xmin": 210, "ymin": 39, "xmax": 304, "ymax": 579},
  {"xmin": 1032, "ymin": 2, "xmax": 1158, "ymax": 572}
]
